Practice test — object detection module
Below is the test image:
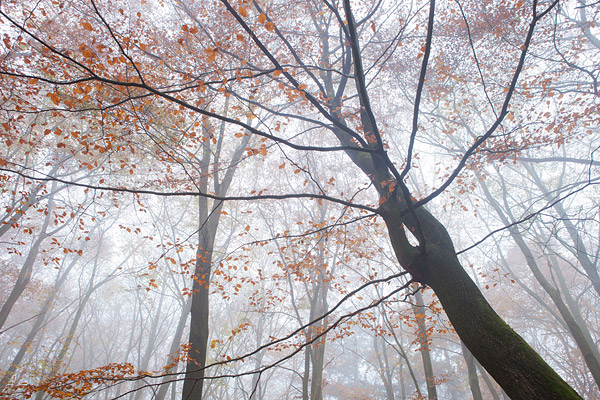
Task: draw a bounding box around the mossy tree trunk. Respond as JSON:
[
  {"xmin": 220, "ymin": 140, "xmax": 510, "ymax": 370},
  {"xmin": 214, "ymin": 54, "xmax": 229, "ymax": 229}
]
[
  {"xmin": 380, "ymin": 202, "xmax": 582, "ymax": 400},
  {"xmin": 314, "ymin": 1, "xmax": 583, "ymax": 398}
]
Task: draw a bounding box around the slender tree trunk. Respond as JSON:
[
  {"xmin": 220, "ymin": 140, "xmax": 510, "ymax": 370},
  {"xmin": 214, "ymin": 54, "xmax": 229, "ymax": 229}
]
[
  {"xmin": 526, "ymin": 163, "xmax": 600, "ymax": 297},
  {"xmin": 182, "ymin": 112, "xmax": 253, "ymax": 400},
  {"xmin": 155, "ymin": 298, "xmax": 192, "ymax": 400},
  {"xmin": 374, "ymin": 334, "xmax": 395, "ymax": 400},
  {"xmin": 301, "ymin": 346, "xmax": 310, "ymax": 400},
  {"xmin": 249, "ymin": 303, "xmax": 267, "ymax": 400},
  {"xmin": 0, "ymin": 254, "xmax": 72, "ymax": 391},
  {"xmin": 480, "ymin": 177, "xmax": 600, "ymax": 389},
  {"xmin": 550, "ymin": 256, "xmax": 600, "ymax": 363},
  {"xmin": 411, "ymin": 291, "xmax": 437, "ymax": 400},
  {"xmin": 461, "ymin": 341, "xmax": 483, "ymax": 400},
  {"xmin": 0, "ymin": 298, "xmax": 53, "ymax": 391},
  {"xmin": 133, "ymin": 284, "xmax": 167, "ymax": 400},
  {"xmin": 398, "ymin": 364, "xmax": 406, "ymax": 400},
  {"xmin": 0, "ymin": 162, "xmax": 62, "ymax": 240},
  {"xmin": 0, "ymin": 186, "xmax": 55, "ymax": 330},
  {"xmin": 476, "ymin": 359, "xmax": 502, "ymax": 400},
  {"xmin": 382, "ymin": 312, "xmax": 423, "ymax": 398},
  {"xmin": 34, "ymin": 290, "xmax": 93, "ymax": 400}
]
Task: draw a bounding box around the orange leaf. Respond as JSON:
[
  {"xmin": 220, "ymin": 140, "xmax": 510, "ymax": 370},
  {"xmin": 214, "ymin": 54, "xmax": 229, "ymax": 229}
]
[
  {"xmin": 239, "ymin": 7, "xmax": 248, "ymax": 17},
  {"xmin": 81, "ymin": 21, "xmax": 93, "ymax": 31},
  {"xmin": 258, "ymin": 13, "xmax": 266, "ymax": 24},
  {"xmin": 273, "ymin": 69, "xmax": 282, "ymax": 77},
  {"xmin": 82, "ymin": 48, "xmax": 94, "ymax": 58},
  {"xmin": 50, "ymin": 93, "xmax": 60, "ymax": 105}
]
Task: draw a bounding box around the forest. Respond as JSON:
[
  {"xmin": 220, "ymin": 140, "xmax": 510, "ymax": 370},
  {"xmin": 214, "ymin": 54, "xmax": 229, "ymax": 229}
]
[{"xmin": 0, "ymin": 0, "xmax": 599, "ymax": 399}]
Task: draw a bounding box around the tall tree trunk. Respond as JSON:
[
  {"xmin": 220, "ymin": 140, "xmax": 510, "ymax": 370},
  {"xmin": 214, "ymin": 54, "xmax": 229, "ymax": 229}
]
[
  {"xmin": 310, "ymin": 264, "xmax": 328, "ymax": 400},
  {"xmin": 301, "ymin": 346, "xmax": 310, "ymax": 400},
  {"xmin": 480, "ymin": 177, "xmax": 600, "ymax": 389},
  {"xmin": 549, "ymin": 256, "xmax": 600, "ymax": 363},
  {"xmin": 379, "ymin": 199, "xmax": 582, "ymax": 399},
  {"xmin": 0, "ymin": 185, "xmax": 55, "ymax": 330},
  {"xmin": 249, "ymin": 301, "xmax": 267, "ymax": 400},
  {"xmin": 133, "ymin": 284, "xmax": 167, "ymax": 400},
  {"xmin": 316, "ymin": 1, "xmax": 582, "ymax": 397},
  {"xmin": 182, "ymin": 196, "xmax": 217, "ymax": 400},
  {"xmin": 182, "ymin": 111, "xmax": 253, "ymax": 400},
  {"xmin": 155, "ymin": 298, "xmax": 192, "ymax": 400},
  {"xmin": 461, "ymin": 341, "xmax": 483, "ymax": 400},
  {"xmin": 411, "ymin": 291, "xmax": 437, "ymax": 400},
  {"xmin": 526, "ymin": 163, "xmax": 600, "ymax": 297},
  {"xmin": 374, "ymin": 334, "xmax": 395, "ymax": 400},
  {"xmin": 0, "ymin": 247, "xmax": 77, "ymax": 391}
]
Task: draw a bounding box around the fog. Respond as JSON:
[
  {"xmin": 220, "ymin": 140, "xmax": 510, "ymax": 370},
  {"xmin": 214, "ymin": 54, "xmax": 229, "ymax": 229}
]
[{"xmin": 0, "ymin": 0, "xmax": 598, "ymax": 399}]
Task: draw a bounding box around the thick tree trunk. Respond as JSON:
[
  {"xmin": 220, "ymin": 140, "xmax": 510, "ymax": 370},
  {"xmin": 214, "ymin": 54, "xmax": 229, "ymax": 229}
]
[
  {"xmin": 318, "ymin": 0, "xmax": 581, "ymax": 396},
  {"xmin": 380, "ymin": 202, "xmax": 582, "ymax": 400}
]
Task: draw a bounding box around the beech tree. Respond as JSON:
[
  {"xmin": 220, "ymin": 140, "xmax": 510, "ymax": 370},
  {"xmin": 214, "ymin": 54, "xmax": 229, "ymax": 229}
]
[{"xmin": 1, "ymin": 0, "xmax": 598, "ymax": 399}]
